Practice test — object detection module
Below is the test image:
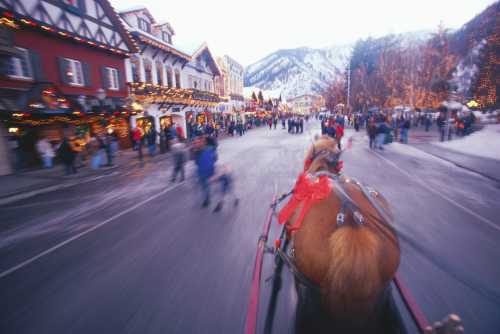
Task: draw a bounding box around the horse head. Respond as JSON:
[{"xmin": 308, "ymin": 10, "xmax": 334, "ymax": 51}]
[{"xmin": 305, "ymin": 135, "xmax": 342, "ymax": 175}]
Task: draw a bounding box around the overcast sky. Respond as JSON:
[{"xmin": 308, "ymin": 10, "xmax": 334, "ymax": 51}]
[{"xmin": 110, "ymin": 0, "xmax": 497, "ymax": 66}]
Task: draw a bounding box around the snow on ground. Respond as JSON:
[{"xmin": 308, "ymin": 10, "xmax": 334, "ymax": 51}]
[
  {"xmin": 434, "ymin": 124, "xmax": 500, "ymax": 160},
  {"xmin": 387, "ymin": 142, "xmax": 461, "ymax": 168}
]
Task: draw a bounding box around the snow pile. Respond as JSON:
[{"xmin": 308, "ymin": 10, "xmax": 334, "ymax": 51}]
[{"xmin": 434, "ymin": 124, "xmax": 500, "ymax": 160}]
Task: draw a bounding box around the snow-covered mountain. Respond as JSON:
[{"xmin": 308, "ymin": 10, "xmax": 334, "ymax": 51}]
[
  {"xmin": 244, "ymin": 45, "xmax": 352, "ymax": 99},
  {"xmin": 244, "ymin": 31, "xmax": 432, "ymax": 99}
]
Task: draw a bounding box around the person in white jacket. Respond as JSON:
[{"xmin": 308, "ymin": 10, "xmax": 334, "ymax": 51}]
[{"xmin": 36, "ymin": 137, "xmax": 55, "ymax": 168}]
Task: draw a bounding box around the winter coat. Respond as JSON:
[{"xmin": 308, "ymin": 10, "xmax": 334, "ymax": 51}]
[
  {"xmin": 195, "ymin": 146, "xmax": 217, "ymax": 179},
  {"xmin": 132, "ymin": 128, "xmax": 142, "ymax": 142},
  {"xmin": 377, "ymin": 123, "xmax": 387, "ymax": 135},
  {"xmin": 367, "ymin": 123, "xmax": 377, "ymax": 137},
  {"xmin": 146, "ymin": 131, "xmax": 156, "ymax": 146},
  {"xmin": 57, "ymin": 138, "xmax": 76, "ymax": 163}
]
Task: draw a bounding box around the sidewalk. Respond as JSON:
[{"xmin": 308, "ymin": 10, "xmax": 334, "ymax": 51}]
[
  {"xmin": 407, "ymin": 126, "xmax": 500, "ymax": 183},
  {"xmin": 0, "ymin": 148, "xmax": 171, "ymax": 205}
]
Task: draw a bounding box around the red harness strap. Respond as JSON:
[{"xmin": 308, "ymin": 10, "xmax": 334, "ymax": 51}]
[{"xmin": 278, "ymin": 173, "xmax": 332, "ymax": 232}]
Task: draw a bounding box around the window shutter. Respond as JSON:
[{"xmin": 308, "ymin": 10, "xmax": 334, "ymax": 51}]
[
  {"xmin": 100, "ymin": 66, "xmax": 109, "ymax": 89},
  {"xmin": 58, "ymin": 57, "xmax": 69, "ymax": 85},
  {"xmin": 82, "ymin": 62, "xmax": 92, "ymax": 87},
  {"xmin": 117, "ymin": 69, "xmax": 125, "ymax": 91},
  {"xmin": 28, "ymin": 49, "xmax": 44, "ymax": 81}
]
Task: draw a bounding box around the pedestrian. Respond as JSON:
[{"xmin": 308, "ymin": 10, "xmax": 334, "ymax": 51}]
[
  {"xmin": 375, "ymin": 122, "xmax": 387, "ymax": 150},
  {"xmin": 146, "ymin": 129, "xmax": 157, "ymax": 157},
  {"xmin": 354, "ymin": 116, "xmax": 360, "ymax": 132},
  {"xmin": 273, "ymin": 117, "xmax": 278, "ymax": 129},
  {"xmin": 299, "ymin": 118, "xmax": 304, "ymax": 133},
  {"xmin": 281, "ymin": 117, "xmax": 286, "ymax": 129},
  {"xmin": 237, "ymin": 121, "xmax": 243, "ymax": 136},
  {"xmin": 400, "ymin": 118, "xmax": 410, "ymax": 144},
  {"xmin": 294, "ymin": 118, "xmax": 300, "ymax": 134},
  {"xmin": 57, "ymin": 136, "xmax": 77, "ymax": 175},
  {"xmin": 437, "ymin": 109, "xmax": 446, "ymax": 142},
  {"xmin": 367, "ymin": 121, "xmax": 377, "ymax": 149},
  {"xmin": 131, "ymin": 126, "xmax": 143, "ymax": 161},
  {"xmin": 104, "ymin": 131, "xmax": 114, "ymax": 166},
  {"xmin": 36, "ymin": 136, "xmax": 55, "ymax": 168},
  {"xmin": 335, "ymin": 122, "xmax": 344, "ymax": 150},
  {"xmin": 212, "ymin": 164, "xmax": 239, "ymax": 212},
  {"xmin": 326, "ymin": 119, "xmax": 336, "ymax": 139},
  {"xmin": 425, "ymin": 114, "xmax": 432, "ymax": 132},
  {"xmin": 195, "ymin": 136, "xmax": 218, "ymax": 208},
  {"xmin": 287, "ymin": 118, "xmax": 292, "ymax": 133},
  {"xmin": 171, "ymin": 138, "xmax": 187, "ymax": 182},
  {"xmin": 88, "ymin": 135, "xmax": 102, "ymax": 169},
  {"xmin": 268, "ymin": 118, "xmax": 273, "ymax": 130}
]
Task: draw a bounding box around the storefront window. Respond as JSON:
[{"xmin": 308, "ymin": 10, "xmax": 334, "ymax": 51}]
[
  {"xmin": 136, "ymin": 116, "xmax": 155, "ymax": 134},
  {"xmin": 156, "ymin": 61, "xmax": 163, "ymax": 86},
  {"xmin": 166, "ymin": 67, "xmax": 173, "ymax": 87},
  {"xmin": 175, "ymin": 70, "xmax": 181, "ymax": 88},
  {"xmin": 196, "ymin": 114, "xmax": 206, "ymax": 125},
  {"xmin": 160, "ymin": 116, "xmax": 173, "ymax": 129},
  {"xmin": 131, "ymin": 56, "xmax": 141, "ymax": 82},
  {"xmin": 144, "ymin": 59, "xmax": 153, "ymax": 84}
]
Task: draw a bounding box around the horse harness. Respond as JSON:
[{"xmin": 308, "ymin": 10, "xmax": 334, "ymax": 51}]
[{"xmin": 272, "ymin": 171, "xmax": 394, "ymax": 290}]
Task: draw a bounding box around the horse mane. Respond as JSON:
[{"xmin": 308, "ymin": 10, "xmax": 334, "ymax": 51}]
[{"xmin": 293, "ymin": 136, "xmax": 401, "ymax": 328}]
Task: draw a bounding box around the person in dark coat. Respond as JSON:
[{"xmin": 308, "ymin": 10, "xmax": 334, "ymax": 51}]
[
  {"xmin": 299, "ymin": 118, "xmax": 304, "ymax": 133},
  {"xmin": 294, "ymin": 118, "xmax": 300, "ymax": 133},
  {"xmin": 367, "ymin": 121, "xmax": 377, "ymax": 149},
  {"xmin": 146, "ymin": 129, "xmax": 157, "ymax": 157},
  {"xmin": 437, "ymin": 110, "xmax": 446, "ymax": 142},
  {"xmin": 195, "ymin": 137, "xmax": 218, "ymax": 207},
  {"xmin": 58, "ymin": 137, "xmax": 77, "ymax": 175}
]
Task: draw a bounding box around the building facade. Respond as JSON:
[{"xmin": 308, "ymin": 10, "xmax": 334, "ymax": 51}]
[
  {"xmin": 216, "ymin": 55, "xmax": 244, "ymax": 114},
  {"xmin": 120, "ymin": 7, "xmax": 221, "ymax": 139},
  {"xmin": 288, "ymin": 94, "xmax": 325, "ymax": 115},
  {"xmin": 0, "ymin": 0, "xmax": 137, "ymax": 173}
]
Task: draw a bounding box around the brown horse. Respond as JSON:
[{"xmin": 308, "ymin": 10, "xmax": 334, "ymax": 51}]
[{"xmin": 283, "ymin": 136, "xmax": 400, "ymax": 332}]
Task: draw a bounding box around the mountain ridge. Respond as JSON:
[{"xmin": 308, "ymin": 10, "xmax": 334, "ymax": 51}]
[{"xmin": 244, "ymin": 30, "xmax": 432, "ymax": 99}]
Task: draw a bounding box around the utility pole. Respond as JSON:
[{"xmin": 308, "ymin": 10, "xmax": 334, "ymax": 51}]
[{"xmin": 347, "ymin": 60, "xmax": 351, "ymax": 112}]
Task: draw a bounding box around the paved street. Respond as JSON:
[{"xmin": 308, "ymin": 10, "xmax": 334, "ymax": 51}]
[{"xmin": 1, "ymin": 121, "xmax": 500, "ymax": 333}]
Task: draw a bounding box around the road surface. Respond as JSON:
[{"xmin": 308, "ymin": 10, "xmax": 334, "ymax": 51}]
[{"xmin": 1, "ymin": 121, "xmax": 499, "ymax": 333}]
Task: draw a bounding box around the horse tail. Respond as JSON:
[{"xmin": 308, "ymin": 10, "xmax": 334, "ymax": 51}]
[{"xmin": 321, "ymin": 225, "xmax": 384, "ymax": 320}]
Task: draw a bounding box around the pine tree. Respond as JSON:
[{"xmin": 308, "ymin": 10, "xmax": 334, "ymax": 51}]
[
  {"xmin": 251, "ymin": 91, "xmax": 257, "ymax": 101},
  {"xmin": 258, "ymin": 90, "xmax": 264, "ymax": 104}
]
